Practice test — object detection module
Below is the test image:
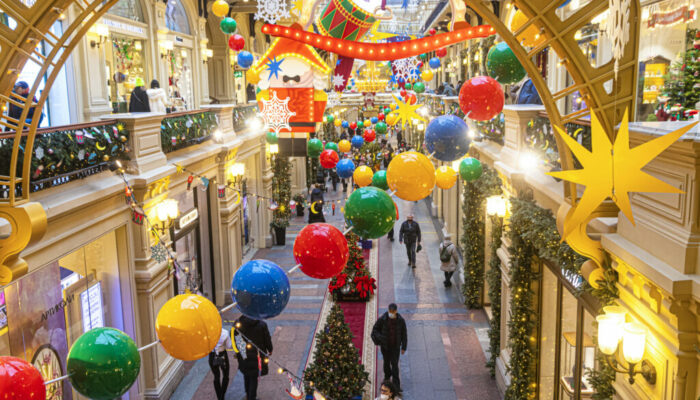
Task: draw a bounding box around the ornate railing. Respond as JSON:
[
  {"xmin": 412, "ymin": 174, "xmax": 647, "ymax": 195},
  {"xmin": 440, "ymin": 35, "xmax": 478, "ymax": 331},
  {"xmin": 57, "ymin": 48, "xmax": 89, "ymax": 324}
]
[
  {"xmin": 525, "ymin": 111, "xmax": 591, "ymax": 169},
  {"xmin": 232, "ymin": 104, "xmax": 257, "ymax": 132},
  {"xmin": 0, "ymin": 120, "xmax": 130, "ymax": 196},
  {"xmin": 160, "ymin": 110, "xmax": 217, "ymax": 153}
]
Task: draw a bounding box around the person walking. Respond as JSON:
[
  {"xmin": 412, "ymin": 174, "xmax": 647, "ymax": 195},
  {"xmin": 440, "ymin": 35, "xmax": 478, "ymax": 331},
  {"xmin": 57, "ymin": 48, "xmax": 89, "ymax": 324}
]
[
  {"xmin": 375, "ymin": 380, "xmax": 402, "ymax": 400},
  {"xmin": 7, "ymin": 81, "xmax": 42, "ymax": 129},
  {"xmin": 234, "ymin": 315, "xmax": 273, "ymax": 400},
  {"xmin": 208, "ymin": 326, "xmax": 232, "ymax": 400},
  {"xmin": 308, "ymin": 183, "xmax": 326, "ymax": 223},
  {"xmin": 146, "ymin": 79, "xmax": 169, "ymax": 113},
  {"xmin": 128, "ymin": 77, "xmax": 151, "ymax": 112},
  {"xmin": 399, "ymin": 214, "xmax": 421, "ymax": 268},
  {"xmin": 371, "ymin": 304, "xmax": 407, "ymax": 391},
  {"xmin": 330, "ymin": 168, "xmax": 339, "ymax": 191},
  {"xmin": 439, "ymin": 234, "xmax": 459, "ymax": 287}
]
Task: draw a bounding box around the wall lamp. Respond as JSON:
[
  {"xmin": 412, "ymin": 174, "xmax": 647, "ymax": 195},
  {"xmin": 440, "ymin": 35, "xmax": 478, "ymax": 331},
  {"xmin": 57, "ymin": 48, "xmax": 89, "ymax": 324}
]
[
  {"xmin": 485, "ymin": 195, "xmax": 509, "ymax": 218},
  {"xmin": 159, "ymin": 39, "xmax": 174, "ymax": 58},
  {"xmin": 228, "ymin": 162, "xmax": 246, "ymax": 186},
  {"xmin": 267, "ymin": 143, "xmax": 279, "ymax": 163},
  {"xmin": 202, "ymin": 48, "xmax": 213, "ymax": 64},
  {"xmin": 596, "ymin": 306, "xmax": 657, "ymax": 385},
  {"xmin": 89, "ymin": 23, "xmax": 109, "ymax": 48},
  {"xmin": 154, "ymin": 198, "xmax": 179, "ymax": 233}
]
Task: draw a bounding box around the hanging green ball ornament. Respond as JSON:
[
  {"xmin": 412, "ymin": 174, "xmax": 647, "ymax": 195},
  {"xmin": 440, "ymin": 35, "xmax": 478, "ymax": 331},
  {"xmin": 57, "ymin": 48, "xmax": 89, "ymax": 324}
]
[
  {"xmin": 325, "ymin": 141, "xmax": 339, "ymax": 154},
  {"xmin": 413, "ymin": 81, "xmax": 426, "ymax": 94},
  {"xmin": 459, "ymin": 157, "xmax": 483, "ymax": 181},
  {"xmin": 307, "ymin": 138, "xmax": 323, "ymax": 157},
  {"xmin": 383, "ymin": 107, "xmax": 391, "ymax": 115},
  {"xmin": 266, "ymin": 131, "xmax": 278, "ymax": 144},
  {"xmin": 371, "ymin": 170, "xmax": 389, "ymax": 190},
  {"xmin": 419, "ymin": 53, "xmax": 428, "ymax": 60},
  {"xmin": 327, "ymin": 114, "xmax": 335, "ymax": 122},
  {"xmin": 375, "ymin": 121, "xmax": 388, "ymax": 134},
  {"xmin": 344, "ymin": 186, "xmax": 396, "ymax": 239},
  {"xmin": 404, "ymin": 82, "xmax": 412, "ymax": 90},
  {"xmin": 486, "ymin": 42, "xmax": 526, "ymax": 85},
  {"xmin": 67, "ymin": 328, "xmax": 140, "ymax": 400},
  {"xmin": 220, "ymin": 17, "xmax": 238, "ymax": 35}
]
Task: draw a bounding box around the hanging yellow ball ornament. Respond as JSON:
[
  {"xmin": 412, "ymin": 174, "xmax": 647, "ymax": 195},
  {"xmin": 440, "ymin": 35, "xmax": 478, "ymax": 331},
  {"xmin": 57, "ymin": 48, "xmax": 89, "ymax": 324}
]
[
  {"xmin": 435, "ymin": 165, "xmax": 457, "ymax": 189},
  {"xmin": 211, "ymin": 0, "xmax": 229, "ymax": 17},
  {"xmin": 421, "ymin": 70, "xmax": 434, "ymax": 81},
  {"xmin": 246, "ymin": 69, "xmax": 260, "ymax": 85},
  {"xmin": 386, "ymin": 151, "xmax": 436, "ymax": 201},
  {"xmin": 353, "ymin": 165, "xmax": 374, "ymax": 187},
  {"xmin": 386, "ymin": 113, "xmax": 398, "ymax": 126},
  {"xmin": 390, "ymin": 103, "xmax": 397, "ymax": 110},
  {"xmin": 364, "ymin": 119, "xmax": 372, "ymax": 127},
  {"xmin": 338, "ymin": 139, "xmax": 351, "ymax": 153},
  {"xmin": 334, "ymin": 118, "xmax": 342, "ymax": 127},
  {"xmin": 155, "ymin": 294, "xmax": 222, "ymax": 361},
  {"xmin": 510, "ymin": 10, "xmax": 545, "ymax": 47}
]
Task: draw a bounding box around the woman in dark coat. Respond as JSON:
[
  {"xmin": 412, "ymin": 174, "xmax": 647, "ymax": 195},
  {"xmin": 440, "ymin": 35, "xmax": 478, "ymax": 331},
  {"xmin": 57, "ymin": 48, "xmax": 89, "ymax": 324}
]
[
  {"xmin": 128, "ymin": 78, "xmax": 151, "ymax": 112},
  {"xmin": 308, "ymin": 184, "xmax": 326, "ymax": 223},
  {"xmin": 234, "ymin": 315, "xmax": 273, "ymax": 400}
]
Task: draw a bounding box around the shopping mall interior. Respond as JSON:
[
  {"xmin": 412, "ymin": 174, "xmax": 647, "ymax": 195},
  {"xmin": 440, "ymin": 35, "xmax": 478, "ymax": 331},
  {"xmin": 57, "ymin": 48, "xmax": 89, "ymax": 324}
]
[{"xmin": 1, "ymin": 0, "xmax": 700, "ymax": 399}]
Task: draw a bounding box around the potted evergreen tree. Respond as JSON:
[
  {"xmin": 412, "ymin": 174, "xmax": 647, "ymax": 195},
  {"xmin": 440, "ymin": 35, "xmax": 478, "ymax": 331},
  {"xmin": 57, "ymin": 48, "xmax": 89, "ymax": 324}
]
[{"xmin": 271, "ymin": 156, "xmax": 292, "ymax": 245}]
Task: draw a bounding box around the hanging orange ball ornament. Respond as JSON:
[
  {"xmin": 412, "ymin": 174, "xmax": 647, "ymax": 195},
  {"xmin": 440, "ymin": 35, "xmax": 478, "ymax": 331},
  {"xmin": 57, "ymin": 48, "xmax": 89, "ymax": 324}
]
[
  {"xmin": 353, "ymin": 165, "xmax": 374, "ymax": 187},
  {"xmin": 510, "ymin": 10, "xmax": 545, "ymax": 47},
  {"xmin": 435, "ymin": 166, "xmax": 458, "ymax": 189},
  {"xmin": 211, "ymin": 0, "xmax": 229, "ymax": 17},
  {"xmin": 386, "ymin": 151, "xmax": 436, "ymax": 201}
]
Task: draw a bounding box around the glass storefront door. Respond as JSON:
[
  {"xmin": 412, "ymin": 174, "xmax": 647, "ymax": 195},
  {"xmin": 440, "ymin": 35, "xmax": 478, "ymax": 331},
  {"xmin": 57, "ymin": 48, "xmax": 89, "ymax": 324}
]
[
  {"xmin": 166, "ymin": 47, "xmax": 194, "ymax": 110},
  {"xmin": 106, "ymin": 34, "xmax": 147, "ymax": 113}
]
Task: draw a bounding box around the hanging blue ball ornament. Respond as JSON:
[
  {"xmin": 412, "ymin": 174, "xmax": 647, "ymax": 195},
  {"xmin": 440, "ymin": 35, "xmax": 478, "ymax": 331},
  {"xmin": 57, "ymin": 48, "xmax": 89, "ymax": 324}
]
[
  {"xmin": 371, "ymin": 117, "xmax": 378, "ymax": 124},
  {"xmin": 342, "ymin": 120, "xmax": 349, "ymax": 128},
  {"xmin": 351, "ymin": 135, "xmax": 364, "ymax": 149},
  {"xmin": 429, "ymin": 57, "xmax": 441, "ymax": 69},
  {"xmin": 424, "ymin": 115, "xmax": 471, "ymax": 162},
  {"xmin": 336, "ymin": 159, "xmax": 356, "ymax": 179},
  {"xmin": 237, "ymin": 51, "xmax": 254, "ymax": 69},
  {"xmin": 231, "ymin": 260, "xmax": 290, "ymax": 319}
]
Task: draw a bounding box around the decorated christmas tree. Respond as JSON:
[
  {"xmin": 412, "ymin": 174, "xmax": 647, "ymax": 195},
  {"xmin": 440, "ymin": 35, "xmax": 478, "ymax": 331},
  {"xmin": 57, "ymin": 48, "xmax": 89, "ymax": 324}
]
[
  {"xmin": 271, "ymin": 156, "xmax": 292, "ymax": 229},
  {"xmin": 328, "ymin": 231, "xmax": 376, "ymax": 301},
  {"xmin": 658, "ymin": 28, "xmax": 700, "ymax": 121},
  {"xmin": 304, "ymin": 303, "xmax": 369, "ymax": 398}
]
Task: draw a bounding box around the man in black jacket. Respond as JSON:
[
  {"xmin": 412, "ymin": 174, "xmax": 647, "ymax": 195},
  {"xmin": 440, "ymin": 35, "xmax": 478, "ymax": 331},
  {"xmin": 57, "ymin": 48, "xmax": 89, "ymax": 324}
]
[
  {"xmin": 399, "ymin": 214, "xmax": 421, "ymax": 268},
  {"xmin": 234, "ymin": 315, "xmax": 273, "ymax": 400},
  {"xmin": 371, "ymin": 303, "xmax": 407, "ymax": 390}
]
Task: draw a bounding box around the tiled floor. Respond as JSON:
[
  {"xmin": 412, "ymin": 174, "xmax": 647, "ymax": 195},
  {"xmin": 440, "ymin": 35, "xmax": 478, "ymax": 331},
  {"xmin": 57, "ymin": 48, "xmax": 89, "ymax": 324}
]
[{"xmin": 172, "ymin": 188, "xmax": 502, "ymax": 400}]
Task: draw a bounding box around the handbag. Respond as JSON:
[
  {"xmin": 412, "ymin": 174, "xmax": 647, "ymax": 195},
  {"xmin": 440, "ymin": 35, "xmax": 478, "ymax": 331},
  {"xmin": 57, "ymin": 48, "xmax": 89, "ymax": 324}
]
[
  {"xmin": 212, "ymin": 352, "xmax": 226, "ymax": 367},
  {"xmin": 416, "ymin": 243, "xmax": 422, "ymax": 253}
]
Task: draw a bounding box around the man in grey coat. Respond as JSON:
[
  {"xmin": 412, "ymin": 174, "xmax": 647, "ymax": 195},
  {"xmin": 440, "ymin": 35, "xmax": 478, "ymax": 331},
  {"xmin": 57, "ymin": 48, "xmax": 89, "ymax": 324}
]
[{"xmin": 439, "ymin": 234, "xmax": 459, "ymax": 287}]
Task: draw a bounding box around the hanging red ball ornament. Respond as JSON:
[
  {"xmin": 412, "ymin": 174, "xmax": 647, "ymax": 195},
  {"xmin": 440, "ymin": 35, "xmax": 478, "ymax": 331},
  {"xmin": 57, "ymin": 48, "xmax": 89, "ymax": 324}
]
[
  {"xmin": 400, "ymin": 89, "xmax": 407, "ymax": 97},
  {"xmin": 436, "ymin": 47, "xmax": 447, "ymax": 57},
  {"xmin": 228, "ymin": 34, "xmax": 245, "ymax": 51},
  {"xmin": 429, "ymin": 28, "xmax": 437, "ymax": 35},
  {"xmin": 319, "ymin": 149, "xmax": 340, "ymax": 169},
  {"xmin": 293, "ymin": 223, "xmax": 349, "ymax": 279},
  {"xmin": 0, "ymin": 356, "xmax": 46, "ymax": 400},
  {"xmin": 458, "ymin": 76, "xmax": 504, "ymax": 121},
  {"xmin": 363, "ymin": 129, "xmax": 376, "ymax": 142},
  {"xmin": 378, "ymin": 112, "xmax": 385, "ymax": 121},
  {"xmin": 406, "ymin": 93, "xmax": 417, "ymax": 105},
  {"xmin": 349, "ymin": 122, "xmax": 357, "ymax": 130}
]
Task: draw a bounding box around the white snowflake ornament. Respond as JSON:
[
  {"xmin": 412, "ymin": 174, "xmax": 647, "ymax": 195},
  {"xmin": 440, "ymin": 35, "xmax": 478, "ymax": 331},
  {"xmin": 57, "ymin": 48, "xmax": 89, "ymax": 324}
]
[
  {"xmin": 332, "ymin": 73, "xmax": 346, "ymax": 89},
  {"xmin": 604, "ymin": 0, "xmax": 630, "ymax": 79},
  {"xmin": 259, "ymin": 90, "xmax": 296, "ymax": 134},
  {"xmin": 393, "ymin": 56, "xmax": 420, "ymax": 83},
  {"xmin": 255, "ymin": 0, "xmax": 291, "ymax": 24}
]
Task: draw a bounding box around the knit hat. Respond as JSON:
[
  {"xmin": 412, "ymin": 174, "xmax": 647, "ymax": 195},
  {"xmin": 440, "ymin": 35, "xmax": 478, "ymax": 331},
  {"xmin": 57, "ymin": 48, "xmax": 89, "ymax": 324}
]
[{"xmin": 135, "ymin": 77, "xmax": 145, "ymax": 87}]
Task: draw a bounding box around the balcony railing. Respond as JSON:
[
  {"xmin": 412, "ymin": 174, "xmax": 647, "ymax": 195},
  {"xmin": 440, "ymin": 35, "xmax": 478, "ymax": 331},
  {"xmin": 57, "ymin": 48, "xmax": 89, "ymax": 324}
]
[
  {"xmin": 525, "ymin": 111, "xmax": 591, "ymax": 169},
  {"xmin": 0, "ymin": 120, "xmax": 130, "ymax": 197},
  {"xmin": 160, "ymin": 110, "xmax": 217, "ymax": 153},
  {"xmin": 232, "ymin": 104, "xmax": 257, "ymax": 132}
]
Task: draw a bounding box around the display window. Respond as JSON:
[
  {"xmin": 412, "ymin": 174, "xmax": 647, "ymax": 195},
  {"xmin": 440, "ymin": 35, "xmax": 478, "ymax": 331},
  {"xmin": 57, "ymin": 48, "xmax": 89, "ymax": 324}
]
[
  {"xmin": 166, "ymin": 48, "xmax": 195, "ymax": 111},
  {"xmin": 0, "ymin": 230, "xmax": 129, "ymax": 400},
  {"xmin": 537, "ymin": 262, "xmax": 602, "ymax": 399},
  {"xmin": 106, "ymin": 34, "xmax": 147, "ymax": 113}
]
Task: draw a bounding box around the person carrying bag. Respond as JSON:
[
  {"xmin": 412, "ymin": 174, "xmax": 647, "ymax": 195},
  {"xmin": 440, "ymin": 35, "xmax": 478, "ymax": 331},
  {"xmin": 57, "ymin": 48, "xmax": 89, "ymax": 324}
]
[{"xmin": 439, "ymin": 234, "xmax": 459, "ymax": 287}]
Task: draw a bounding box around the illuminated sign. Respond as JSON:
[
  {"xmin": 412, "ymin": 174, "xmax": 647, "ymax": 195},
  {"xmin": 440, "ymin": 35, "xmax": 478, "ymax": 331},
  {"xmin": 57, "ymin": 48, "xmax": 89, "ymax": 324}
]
[
  {"xmin": 178, "ymin": 209, "xmax": 199, "ymax": 230},
  {"xmin": 647, "ymin": 5, "xmax": 696, "ymax": 29}
]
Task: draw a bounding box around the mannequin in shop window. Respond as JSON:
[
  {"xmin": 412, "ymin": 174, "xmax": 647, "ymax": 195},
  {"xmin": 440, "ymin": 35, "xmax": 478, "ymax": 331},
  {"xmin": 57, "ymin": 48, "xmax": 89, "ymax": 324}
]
[
  {"xmin": 147, "ymin": 79, "xmax": 170, "ymax": 113},
  {"xmin": 128, "ymin": 77, "xmax": 151, "ymax": 112}
]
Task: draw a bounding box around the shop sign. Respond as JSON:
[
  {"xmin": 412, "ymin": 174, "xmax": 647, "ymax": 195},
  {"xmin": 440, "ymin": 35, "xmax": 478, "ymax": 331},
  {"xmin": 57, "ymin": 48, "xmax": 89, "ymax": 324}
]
[
  {"xmin": 175, "ymin": 36, "xmax": 184, "ymax": 43},
  {"xmin": 234, "ymin": 71, "xmax": 243, "ymax": 78},
  {"xmin": 80, "ymin": 282, "xmax": 104, "ymax": 333},
  {"xmin": 41, "ymin": 293, "xmax": 75, "ymax": 322},
  {"xmin": 178, "ymin": 208, "xmax": 199, "ymax": 230},
  {"xmin": 647, "ymin": 5, "xmax": 696, "ymax": 29},
  {"xmin": 561, "ymin": 268, "xmax": 584, "ymax": 289},
  {"xmin": 102, "ymin": 17, "xmax": 145, "ymax": 35}
]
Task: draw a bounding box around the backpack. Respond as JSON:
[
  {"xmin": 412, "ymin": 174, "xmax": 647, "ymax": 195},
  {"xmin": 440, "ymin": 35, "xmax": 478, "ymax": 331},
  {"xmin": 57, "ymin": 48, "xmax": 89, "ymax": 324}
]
[{"xmin": 439, "ymin": 243, "xmax": 453, "ymax": 263}]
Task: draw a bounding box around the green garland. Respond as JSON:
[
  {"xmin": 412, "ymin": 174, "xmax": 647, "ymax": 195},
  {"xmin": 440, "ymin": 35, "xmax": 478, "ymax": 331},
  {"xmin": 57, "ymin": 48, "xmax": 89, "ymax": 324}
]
[
  {"xmin": 160, "ymin": 111, "xmax": 217, "ymax": 153},
  {"xmin": 485, "ymin": 214, "xmax": 503, "ymax": 377},
  {"xmin": 461, "ymin": 166, "xmax": 502, "ymax": 308},
  {"xmin": 0, "ymin": 121, "xmax": 130, "ymax": 193},
  {"xmin": 474, "ymin": 113, "xmax": 505, "ymax": 145},
  {"xmin": 504, "ymin": 197, "xmax": 538, "ymax": 400},
  {"xmin": 271, "ymin": 156, "xmax": 292, "ymax": 229},
  {"xmin": 525, "ymin": 116, "xmax": 591, "ymax": 169}
]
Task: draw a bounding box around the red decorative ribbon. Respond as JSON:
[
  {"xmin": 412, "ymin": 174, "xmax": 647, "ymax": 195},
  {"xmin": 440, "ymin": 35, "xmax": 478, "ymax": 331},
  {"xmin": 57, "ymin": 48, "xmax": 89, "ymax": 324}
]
[{"xmin": 261, "ymin": 24, "xmax": 495, "ymax": 61}]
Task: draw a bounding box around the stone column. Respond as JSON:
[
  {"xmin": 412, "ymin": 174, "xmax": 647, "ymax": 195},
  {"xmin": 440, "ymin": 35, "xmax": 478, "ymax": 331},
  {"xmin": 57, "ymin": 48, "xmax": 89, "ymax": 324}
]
[
  {"xmin": 290, "ymin": 156, "xmax": 307, "ymax": 195},
  {"xmin": 202, "ymin": 104, "xmax": 235, "ymax": 135},
  {"xmin": 101, "ymin": 113, "xmax": 167, "ymax": 175},
  {"xmin": 214, "ymin": 155, "xmax": 242, "ymax": 305},
  {"xmin": 197, "ymin": 17, "xmax": 210, "ymax": 106}
]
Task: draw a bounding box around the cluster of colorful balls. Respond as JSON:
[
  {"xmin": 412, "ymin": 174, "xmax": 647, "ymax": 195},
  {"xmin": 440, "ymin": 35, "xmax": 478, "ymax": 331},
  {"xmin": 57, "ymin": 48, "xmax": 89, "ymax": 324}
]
[{"xmin": 211, "ymin": 0, "xmax": 253, "ymax": 70}]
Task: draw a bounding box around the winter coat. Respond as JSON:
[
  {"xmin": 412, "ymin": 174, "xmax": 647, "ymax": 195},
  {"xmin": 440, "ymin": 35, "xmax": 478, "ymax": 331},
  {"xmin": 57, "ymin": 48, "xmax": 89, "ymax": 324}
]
[
  {"xmin": 128, "ymin": 87, "xmax": 151, "ymax": 112},
  {"xmin": 439, "ymin": 240, "xmax": 459, "ymax": 272},
  {"xmin": 234, "ymin": 316, "xmax": 273, "ymax": 375},
  {"xmin": 399, "ymin": 220, "xmax": 421, "ymax": 243},
  {"xmin": 146, "ymin": 88, "xmax": 169, "ymax": 114},
  {"xmin": 371, "ymin": 312, "xmax": 407, "ymax": 351}
]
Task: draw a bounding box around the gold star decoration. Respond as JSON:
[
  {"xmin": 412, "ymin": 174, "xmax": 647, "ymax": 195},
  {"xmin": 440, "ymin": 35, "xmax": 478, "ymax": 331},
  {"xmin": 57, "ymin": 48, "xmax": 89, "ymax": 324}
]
[
  {"xmin": 390, "ymin": 94, "xmax": 425, "ymax": 128},
  {"xmin": 548, "ymin": 108, "xmax": 697, "ymax": 240},
  {"xmin": 291, "ymin": 0, "xmax": 303, "ymax": 16}
]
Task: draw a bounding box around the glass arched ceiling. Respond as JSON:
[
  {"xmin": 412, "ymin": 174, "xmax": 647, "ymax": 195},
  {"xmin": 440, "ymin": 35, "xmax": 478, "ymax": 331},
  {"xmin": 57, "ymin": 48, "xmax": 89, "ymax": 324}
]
[
  {"xmin": 108, "ymin": 0, "xmax": 145, "ymax": 22},
  {"xmin": 166, "ymin": 0, "xmax": 191, "ymax": 35}
]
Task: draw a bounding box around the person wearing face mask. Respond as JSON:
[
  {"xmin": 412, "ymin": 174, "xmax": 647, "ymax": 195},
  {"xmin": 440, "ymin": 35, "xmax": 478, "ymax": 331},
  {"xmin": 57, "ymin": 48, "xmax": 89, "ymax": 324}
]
[
  {"xmin": 399, "ymin": 214, "xmax": 421, "ymax": 268},
  {"xmin": 375, "ymin": 380, "xmax": 402, "ymax": 400},
  {"xmin": 371, "ymin": 304, "xmax": 407, "ymax": 390}
]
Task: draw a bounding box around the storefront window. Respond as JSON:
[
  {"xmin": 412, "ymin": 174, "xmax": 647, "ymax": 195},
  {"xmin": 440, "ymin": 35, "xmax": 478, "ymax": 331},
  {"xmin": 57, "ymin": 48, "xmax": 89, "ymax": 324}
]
[
  {"xmin": 106, "ymin": 34, "xmax": 147, "ymax": 113},
  {"xmin": 0, "ymin": 230, "xmax": 127, "ymax": 400},
  {"xmin": 107, "ymin": 0, "xmax": 145, "ymax": 22},
  {"xmin": 166, "ymin": 48, "xmax": 194, "ymax": 110},
  {"xmin": 165, "ymin": 0, "xmax": 191, "ymax": 35}
]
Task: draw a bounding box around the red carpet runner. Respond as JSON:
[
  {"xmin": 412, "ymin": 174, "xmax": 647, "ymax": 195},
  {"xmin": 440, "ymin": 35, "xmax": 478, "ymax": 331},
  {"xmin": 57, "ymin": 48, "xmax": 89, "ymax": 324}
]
[{"xmin": 337, "ymin": 249, "xmax": 370, "ymax": 358}]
